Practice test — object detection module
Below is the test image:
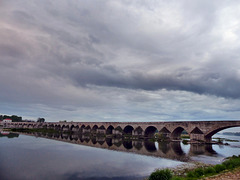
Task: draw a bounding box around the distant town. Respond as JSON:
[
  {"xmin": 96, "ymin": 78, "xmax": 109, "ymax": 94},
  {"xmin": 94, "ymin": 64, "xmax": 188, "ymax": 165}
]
[{"xmin": 0, "ymin": 114, "xmax": 45, "ymax": 123}]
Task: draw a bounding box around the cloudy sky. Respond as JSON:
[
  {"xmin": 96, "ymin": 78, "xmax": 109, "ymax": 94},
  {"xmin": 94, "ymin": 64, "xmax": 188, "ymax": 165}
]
[{"xmin": 1, "ymin": 0, "xmax": 240, "ymax": 123}]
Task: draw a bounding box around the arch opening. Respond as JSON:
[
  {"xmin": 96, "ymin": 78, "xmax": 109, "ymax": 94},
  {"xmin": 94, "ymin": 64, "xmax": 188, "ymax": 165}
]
[
  {"xmin": 97, "ymin": 125, "xmax": 106, "ymax": 134},
  {"xmin": 55, "ymin": 125, "xmax": 61, "ymax": 131},
  {"xmin": 62, "ymin": 125, "xmax": 69, "ymax": 132},
  {"xmin": 70, "ymin": 125, "xmax": 75, "ymax": 131},
  {"xmin": 106, "ymin": 125, "xmax": 114, "ymax": 135},
  {"xmin": 80, "ymin": 125, "xmax": 85, "ymax": 133},
  {"xmin": 27, "ymin": 124, "xmax": 33, "ymax": 128},
  {"xmin": 92, "ymin": 125, "xmax": 98, "ymax": 133},
  {"xmin": 144, "ymin": 126, "xmax": 158, "ymax": 138},
  {"xmin": 83, "ymin": 125, "xmax": 91, "ymax": 134},
  {"xmin": 171, "ymin": 127, "xmax": 189, "ymax": 140},
  {"xmin": 206, "ymin": 126, "xmax": 240, "ymax": 143},
  {"xmin": 123, "ymin": 125, "xmax": 134, "ymax": 135}
]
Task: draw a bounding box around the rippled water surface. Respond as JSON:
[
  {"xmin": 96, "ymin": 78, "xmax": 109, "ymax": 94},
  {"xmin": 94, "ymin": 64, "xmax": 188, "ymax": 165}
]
[{"xmin": 0, "ymin": 132, "xmax": 240, "ymax": 180}]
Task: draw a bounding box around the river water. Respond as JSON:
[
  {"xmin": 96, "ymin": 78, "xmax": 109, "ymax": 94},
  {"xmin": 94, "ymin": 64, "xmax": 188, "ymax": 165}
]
[{"xmin": 0, "ymin": 132, "xmax": 240, "ymax": 180}]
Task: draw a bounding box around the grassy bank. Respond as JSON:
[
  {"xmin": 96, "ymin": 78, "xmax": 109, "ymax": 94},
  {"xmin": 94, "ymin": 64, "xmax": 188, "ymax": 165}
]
[{"xmin": 148, "ymin": 155, "xmax": 240, "ymax": 180}]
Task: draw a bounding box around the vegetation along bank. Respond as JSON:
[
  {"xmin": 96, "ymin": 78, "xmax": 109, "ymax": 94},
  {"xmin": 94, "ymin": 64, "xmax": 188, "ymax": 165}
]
[{"xmin": 148, "ymin": 155, "xmax": 240, "ymax": 180}]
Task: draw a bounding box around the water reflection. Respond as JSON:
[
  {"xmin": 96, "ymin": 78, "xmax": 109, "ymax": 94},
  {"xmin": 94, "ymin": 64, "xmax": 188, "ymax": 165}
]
[
  {"xmin": 22, "ymin": 132, "xmax": 217, "ymax": 162},
  {"xmin": 0, "ymin": 131, "xmax": 19, "ymax": 138}
]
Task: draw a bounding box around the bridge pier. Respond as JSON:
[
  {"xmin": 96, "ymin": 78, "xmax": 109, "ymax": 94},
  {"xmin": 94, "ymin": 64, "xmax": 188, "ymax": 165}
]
[
  {"xmin": 113, "ymin": 129, "xmax": 122, "ymax": 136},
  {"xmin": 62, "ymin": 127, "xmax": 69, "ymax": 132},
  {"xmin": 189, "ymin": 133, "xmax": 205, "ymax": 142},
  {"xmin": 97, "ymin": 129, "xmax": 106, "ymax": 134},
  {"xmin": 83, "ymin": 128, "xmax": 91, "ymax": 134},
  {"xmin": 72, "ymin": 127, "xmax": 79, "ymax": 133},
  {"xmin": 133, "ymin": 131, "xmax": 144, "ymax": 136}
]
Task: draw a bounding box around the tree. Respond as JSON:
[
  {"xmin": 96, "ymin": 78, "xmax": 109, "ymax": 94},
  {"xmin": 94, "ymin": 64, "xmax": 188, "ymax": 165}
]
[
  {"xmin": 37, "ymin": 118, "xmax": 45, "ymax": 122},
  {"xmin": 0, "ymin": 114, "xmax": 22, "ymax": 122}
]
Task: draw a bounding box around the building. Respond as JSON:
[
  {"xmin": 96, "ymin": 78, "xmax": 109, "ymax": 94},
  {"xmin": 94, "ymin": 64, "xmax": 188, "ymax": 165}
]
[
  {"xmin": 3, "ymin": 119, "xmax": 12, "ymax": 123},
  {"xmin": 1, "ymin": 119, "xmax": 12, "ymax": 127}
]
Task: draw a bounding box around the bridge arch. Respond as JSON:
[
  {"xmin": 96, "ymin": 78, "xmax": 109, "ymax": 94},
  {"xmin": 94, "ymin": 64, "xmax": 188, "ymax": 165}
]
[
  {"xmin": 98, "ymin": 125, "xmax": 106, "ymax": 134},
  {"xmin": 27, "ymin": 124, "xmax": 33, "ymax": 128},
  {"xmin": 70, "ymin": 125, "xmax": 75, "ymax": 131},
  {"xmin": 123, "ymin": 125, "xmax": 134, "ymax": 135},
  {"xmin": 92, "ymin": 125, "xmax": 98, "ymax": 133},
  {"xmin": 71, "ymin": 125, "xmax": 79, "ymax": 133},
  {"xmin": 106, "ymin": 125, "xmax": 114, "ymax": 135},
  {"xmin": 171, "ymin": 127, "xmax": 189, "ymax": 140},
  {"xmin": 81, "ymin": 125, "xmax": 85, "ymax": 129},
  {"xmin": 205, "ymin": 125, "xmax": 240, "ymax": 142},
  {"xmin": 84, "ymin": 125, "xmax": 91, "ymax": 134},
  {"xmin": 48, "ymin": 124, "xmax": 54, "ymax": 129},
  {"xmin": 99, "ymin": 125, "xmax": 106, "ymax": 130},
  {"xmin": 62, "ymin": 125, "xmax": 69, "ymax": 132},
  {"xmin": 54, "ymin": 124, "xmax": 61, "ymax": 131},
  {"xmin": 80, "ymin": 125, "xmax": 85, "ymax": 133},
  {"xmin": 85, "ymin": 125, "xmax": 91, "ymax": 130},
  {"xmin": 144, "ymin": 126, "xmax": 157, "ymax": 138},
  {"xmin": 33, "ymin": 124, "xmax": 38, "ymax": 129}
]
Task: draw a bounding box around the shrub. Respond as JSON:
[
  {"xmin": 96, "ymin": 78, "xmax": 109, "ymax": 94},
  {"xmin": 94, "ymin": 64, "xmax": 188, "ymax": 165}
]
[
  {"xmin": 203, "ymin": 167, "xmax": 216, "ymax": 175},
  {"xmin": 171, "ymin": 177, "xmax": 184, "ymax": 180},
  {"xmin": 232, "ymin": 155, "xmax": 238, "ymax": 159},
  {"xmin": 214, "ymin": 164, "xmax": 226, "ymax": 173},
  {"xmin": 149, "ymin": 169, "xmax": 173, "ymax": 180},
  {"xmin": 223, "ymin": 157, "xmax": 240, "ymax": 169},
  {"xmin": 186, "ymin": 171, "xmax": 195, "ymax": 178},
  {"xmin": 193, "ymin": 167, "xmax": 204, "ymax": 177}
]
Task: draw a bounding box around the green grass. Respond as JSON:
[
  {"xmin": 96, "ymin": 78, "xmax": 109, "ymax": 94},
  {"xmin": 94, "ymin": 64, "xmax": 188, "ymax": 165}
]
[
  {"xmin": 149, "ymin": 155, "xmax": 240, "ymax": 180},
  {"xmin": 149, "ymin": 169, "xmax": 173, "ymax": 180}
]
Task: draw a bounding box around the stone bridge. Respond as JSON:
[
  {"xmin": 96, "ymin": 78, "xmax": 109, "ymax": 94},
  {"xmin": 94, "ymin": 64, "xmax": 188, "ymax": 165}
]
[{"xmin": 6, "ymin": 120, "xmax": 240, "ymax": 143}]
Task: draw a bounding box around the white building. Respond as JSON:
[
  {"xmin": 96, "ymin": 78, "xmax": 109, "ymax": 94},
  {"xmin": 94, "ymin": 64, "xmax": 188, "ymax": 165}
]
[
  {"xmin": 1, "ymin": 119, "xmax": 12, "ymax": 127},
  {"xmin": 3, "ymin": 119, "xmax": 12, "ymax": 123}
]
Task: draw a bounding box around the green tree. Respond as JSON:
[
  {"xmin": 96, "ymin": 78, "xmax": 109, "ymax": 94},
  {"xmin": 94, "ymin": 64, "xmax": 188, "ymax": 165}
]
[
  {"xmin": 37, "ymin": 118, "xmax": 45, "ymax": 122},
  {"xmin": 1, "ymin": 114, "xmax": 22, "ymax": 122}
]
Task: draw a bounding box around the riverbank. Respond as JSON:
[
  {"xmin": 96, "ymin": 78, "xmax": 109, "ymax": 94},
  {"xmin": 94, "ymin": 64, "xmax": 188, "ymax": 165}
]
[
  {"xmin": 148, "ymin": 155, "xmax": 240, "ymax": 180},
  {"xmin": 204, "ymin": 167, "xmax": 240, "ymax": 180}
]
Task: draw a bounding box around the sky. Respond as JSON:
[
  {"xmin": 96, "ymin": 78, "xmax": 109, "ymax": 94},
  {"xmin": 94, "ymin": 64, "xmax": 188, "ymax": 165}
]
[{"xmin": 1, "ymin": 0, "xmax": 240, "ymax": 124}]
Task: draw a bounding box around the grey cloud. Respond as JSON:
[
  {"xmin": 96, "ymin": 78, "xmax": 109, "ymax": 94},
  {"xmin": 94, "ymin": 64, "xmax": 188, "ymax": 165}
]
[{"xmin": 1, "ymin": 0, "xmax": 240, "ymax": 121}]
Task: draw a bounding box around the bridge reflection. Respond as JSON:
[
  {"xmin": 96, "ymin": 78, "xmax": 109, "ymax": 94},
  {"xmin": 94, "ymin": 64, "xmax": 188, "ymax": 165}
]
[{"xmin": 26, "ymin": 132, "xmax": 217, "ymax": 162}]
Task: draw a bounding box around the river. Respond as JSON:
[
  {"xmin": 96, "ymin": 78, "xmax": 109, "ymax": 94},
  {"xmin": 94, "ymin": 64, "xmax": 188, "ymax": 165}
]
[{"xmin": 0, "ymin": 132, "xmax": 240, "ymax": 180}]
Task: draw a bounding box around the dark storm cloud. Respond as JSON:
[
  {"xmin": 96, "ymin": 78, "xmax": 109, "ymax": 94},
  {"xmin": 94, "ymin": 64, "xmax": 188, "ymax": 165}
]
[{"xmin": 63, "ymin": 64, "xmax": 240, "ymax": 99}]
